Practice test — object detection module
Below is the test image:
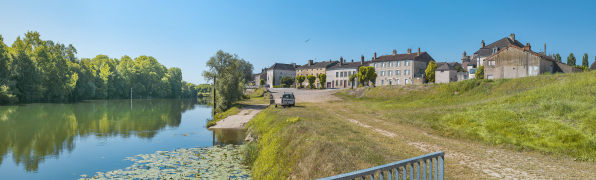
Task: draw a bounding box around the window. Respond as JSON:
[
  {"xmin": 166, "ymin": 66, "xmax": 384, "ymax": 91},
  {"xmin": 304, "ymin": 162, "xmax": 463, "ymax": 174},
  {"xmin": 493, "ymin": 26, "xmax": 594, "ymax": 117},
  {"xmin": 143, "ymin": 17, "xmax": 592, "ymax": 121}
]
[
  {"xmin": 280, "ymin": 72, "xmax": 282, "ymax": 74},
  {"xmin": 374, "ymin": 63, "xmax": 377, "ymax": 68},
  {"xmin": 405, "ymin": 79, "xmax": 409, "ymax": 84},
  {"xmin": 336, "ymin": 81, "xmax": 338, "ymax": 86},
  {"xmin": 389, "ymin": 79, "xmax": 392, "ymax": 85},
  {"xmin": 381, "ymin": 71, "xmax": 385, "ymax": 76},
  {"xmin": 336, "ymin": 72, "xmax": 339, "ymax": 77},
  {"xmin": 405, "ymin": 70, "xmax": 410, "ymax": 75},
  {"xmin": 388, "ymin": 70, "xmax": 392, "ymax": 76},
  {"xmin": 396, "ymin": 79, "xmax": 400, "ymax": 85},
  {"xmin": 397, "ymin": 61, "xmax": 401, "ymax": 66},
  {"xmin": 348, "ymin": 71, "xmax": 351, "ymax": 76},
  {"xmin": 396, "ymin": 70, "xmax": 400, "ymax": 75},
  {"xmin": 381, "ymin": 80, "xmax": 384, "ymax": 85}
]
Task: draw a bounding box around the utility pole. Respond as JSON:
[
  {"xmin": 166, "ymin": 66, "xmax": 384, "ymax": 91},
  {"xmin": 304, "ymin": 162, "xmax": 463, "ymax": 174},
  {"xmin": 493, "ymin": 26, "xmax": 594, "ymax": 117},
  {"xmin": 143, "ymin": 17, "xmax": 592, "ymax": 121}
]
[{"xmin": 213, "ymin": 76, "xmax": 216, "ymax": 115}]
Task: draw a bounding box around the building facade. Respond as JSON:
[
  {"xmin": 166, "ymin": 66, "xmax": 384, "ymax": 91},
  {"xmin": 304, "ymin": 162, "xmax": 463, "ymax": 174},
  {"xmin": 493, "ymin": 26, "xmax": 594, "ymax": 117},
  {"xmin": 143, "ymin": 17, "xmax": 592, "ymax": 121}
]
[
  {"xmin": 435, "ymin": 62, "xmax": 459, "ymax": 83},
  {"xmin": 296, "ymin": 60, "xmax": 338, "ymax": 88},
  {"xmin": 474, "ymin": 33, "xmax": 525, "ymax": 67},
  {"xmin": 370, "ymin": 48, "xmax": 434, "ymax": 86},
  {"xmin": 483, "ymin": 44, "xmax": 581, "ymax": 79},
  {"xmin": 265, "ymin": 63, "xmax": 298, "ymax": 86},
  {"xmin": 326, "ymin": 56, "xmax": 370, "ymax": 88}
]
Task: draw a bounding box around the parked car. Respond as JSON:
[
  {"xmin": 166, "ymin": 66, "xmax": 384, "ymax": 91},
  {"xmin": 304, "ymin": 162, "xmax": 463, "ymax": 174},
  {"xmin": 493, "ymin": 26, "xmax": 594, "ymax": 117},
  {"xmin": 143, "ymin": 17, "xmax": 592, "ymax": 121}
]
[
  {"xmin": 280, "ymin": 92, "xmax": 295, "ymax": 107},
  {"xmin": 264, "ymin": 84, "xmax": 270, "ymax": 88}
]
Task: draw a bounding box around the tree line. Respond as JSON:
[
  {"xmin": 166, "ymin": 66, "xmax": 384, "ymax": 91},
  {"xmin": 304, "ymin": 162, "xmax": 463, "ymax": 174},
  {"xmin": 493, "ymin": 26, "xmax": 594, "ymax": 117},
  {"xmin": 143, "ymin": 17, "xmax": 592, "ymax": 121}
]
[{"xmin": 0, "ymin": 31, "xmax": 198, "ymax": 104}]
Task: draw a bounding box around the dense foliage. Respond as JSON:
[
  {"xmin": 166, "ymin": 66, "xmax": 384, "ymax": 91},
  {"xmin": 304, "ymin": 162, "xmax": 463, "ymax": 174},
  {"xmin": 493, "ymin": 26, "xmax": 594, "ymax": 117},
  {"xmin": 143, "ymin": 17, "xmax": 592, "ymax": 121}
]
[
  {"xmin": 0, "ymin": 32, "xmax": 196, "ymax": 105},
  {"xmin": 567, "ymin": 53, "xmax": 576, "ymax": 66},
  {"xmin": 425, "ymin": 61, "xmax": 437, "ymax": 83},
  {"xmin": 280, "ymin": 76, "xmax": 295, "ymax": 86},
  {"xmin": 306, "ymin": 75, "xmax": 316, "ymax": 89},
  {"xmin": 475, "ymin": 65, "xmax": 484, "ymax": 79},
  {"xmin": 201, "ymin": 50, "xmax": 253, "ymax": 111},
  {"xmin": 317, "ymin": 73, "xmax": 327, "ymax": 89},
  {"xmin": 582, "ymin": 53, "xmax": 589, "ymax": 68},
  {"xmin": 295, "ymin": 75, "xmax": 305, "ymax": 88}
]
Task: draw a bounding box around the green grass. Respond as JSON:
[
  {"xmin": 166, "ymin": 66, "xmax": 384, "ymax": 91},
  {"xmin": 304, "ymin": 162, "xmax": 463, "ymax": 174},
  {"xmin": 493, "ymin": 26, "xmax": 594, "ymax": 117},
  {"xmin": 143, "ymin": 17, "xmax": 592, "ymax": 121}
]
[
  {"xmin": 336, "ymin": 71, "xmax": 596, "ymax": 161},
  {"xmin": 243, "ymin": 104, "xmax": 419, "ymax": 179}
]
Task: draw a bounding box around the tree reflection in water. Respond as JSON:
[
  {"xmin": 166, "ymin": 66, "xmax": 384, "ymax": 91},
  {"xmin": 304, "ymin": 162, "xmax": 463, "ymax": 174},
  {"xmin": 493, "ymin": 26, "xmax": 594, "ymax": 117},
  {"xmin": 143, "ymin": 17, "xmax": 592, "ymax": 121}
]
[{"xmin": 0, "ymin": 99, "xmax": 201, "ymax": 172}]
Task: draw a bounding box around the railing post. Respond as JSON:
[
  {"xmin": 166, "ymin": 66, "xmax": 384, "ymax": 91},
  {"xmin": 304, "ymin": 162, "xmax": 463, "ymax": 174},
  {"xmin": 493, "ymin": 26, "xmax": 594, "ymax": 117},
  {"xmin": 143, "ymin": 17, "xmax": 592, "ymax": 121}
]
[
  {"xmin": 417, "ymin": 161, "xmax": 421, "ymax": 180},
  {"xmin": 410, "ymin": 163, "xmax": 414, "ymax": 180},
  {"xmin": 439, "ymin": 156, "xmax": 444, "ymax": 180},
  {"xmin": 434, "ymin": 157, "xmax": 438, "ymax": 180},
  {"xmin": 422, "ymin": 160, "xmax": 426, "ymax": 180},
  {"xmin": 403, "ymin": 166, "xmax": 406, "ymax": 180}
]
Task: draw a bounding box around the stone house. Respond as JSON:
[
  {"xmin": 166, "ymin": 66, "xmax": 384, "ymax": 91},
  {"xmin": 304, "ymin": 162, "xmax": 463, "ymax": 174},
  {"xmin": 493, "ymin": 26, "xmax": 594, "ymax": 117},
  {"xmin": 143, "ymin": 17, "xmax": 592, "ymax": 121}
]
[
  {"xmin": 265, "ymin": 63, "xmax": 299, "ymax": 86},
  {"xmin": 326, "ymin": 56, "xmax": 370, "ymax": 88},
  {"xmin": 296, "ymin": 60, "xmax": 339, "ymax": 88},
  {"xmin": 483, "ymin": 44, "xmax": 581, "ymax": 79},
  {"xmin": 254, "ymin": 68, "xmax": 268, "ymax": 85},
  {"xmin": 591, "ymin": 61, "xmax": 596, "ymax": 70},
  {"xmin": 435, "ymin": 62, "xmax": 460, "ymax": 83},
  {"xmin": 473, "ymin": 33, "xmax": 525, "ymax": 67},
  {"xmin": 370, "ymin": 48, "xmax": 434, "ymax": 86}
]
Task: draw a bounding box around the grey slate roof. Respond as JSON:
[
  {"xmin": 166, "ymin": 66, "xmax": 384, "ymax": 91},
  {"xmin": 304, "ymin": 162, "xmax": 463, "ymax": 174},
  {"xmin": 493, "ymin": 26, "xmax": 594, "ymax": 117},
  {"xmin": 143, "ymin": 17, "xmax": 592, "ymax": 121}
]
[
  {"xmin": 327, "ymin": 61, "xmax": 371, "ymax": 70},
  {"xmin": 296, "ymin": 61, "xmax": 339, "ymax": 69},
  {"xmin": 435, "ymin": 62, "xmax": 459, "ymax": 71},
  {"xmin": 371, "ymin": 52, "xmax": 428, "ymax": 62},
  {"xmin": 268, "ymin": 63, "xmax": 299, "ymax": 70},
  {"xmin": 475, "ymin": 37, "xmax": 525, "ymax": 57}
]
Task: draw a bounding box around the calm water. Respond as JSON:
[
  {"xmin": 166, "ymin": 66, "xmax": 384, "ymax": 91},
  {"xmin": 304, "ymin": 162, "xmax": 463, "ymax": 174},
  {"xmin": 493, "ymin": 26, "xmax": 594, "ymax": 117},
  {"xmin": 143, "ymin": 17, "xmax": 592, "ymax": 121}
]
[{"xmin": 0, "ymin": 98, "xmax": 246, "ymax": 179}]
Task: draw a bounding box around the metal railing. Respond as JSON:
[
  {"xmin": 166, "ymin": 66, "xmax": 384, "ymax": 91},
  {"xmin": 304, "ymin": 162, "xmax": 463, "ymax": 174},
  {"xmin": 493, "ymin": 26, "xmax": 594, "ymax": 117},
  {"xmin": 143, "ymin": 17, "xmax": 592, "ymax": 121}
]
[{"xmin": 318, "ymin": 151, "xmax": 444, "ymax": 180}]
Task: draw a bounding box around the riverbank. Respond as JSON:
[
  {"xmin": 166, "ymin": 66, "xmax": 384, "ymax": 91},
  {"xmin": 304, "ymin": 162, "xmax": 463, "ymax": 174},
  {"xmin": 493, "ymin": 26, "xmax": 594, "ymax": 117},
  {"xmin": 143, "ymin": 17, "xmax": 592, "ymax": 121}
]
[
  {"xmin": 209, "ymin": 104, "xmax": 269, "ymax": 129},
  {"xmin": 242, "ymin": 71, "xmax": 596, "ymax": 179}
]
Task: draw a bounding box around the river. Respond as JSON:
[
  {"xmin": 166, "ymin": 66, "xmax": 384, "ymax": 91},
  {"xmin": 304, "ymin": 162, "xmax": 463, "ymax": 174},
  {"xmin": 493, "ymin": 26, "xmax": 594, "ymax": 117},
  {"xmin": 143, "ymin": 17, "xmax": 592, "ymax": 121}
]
[{"xmin": 0, "ymin": 98, "xmax": 246, "ymax": 179}]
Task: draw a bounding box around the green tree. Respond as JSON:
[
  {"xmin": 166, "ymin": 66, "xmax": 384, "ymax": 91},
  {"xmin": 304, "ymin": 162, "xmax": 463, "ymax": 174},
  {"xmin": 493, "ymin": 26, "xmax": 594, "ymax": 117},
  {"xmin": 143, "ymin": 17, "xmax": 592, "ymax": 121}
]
[
  {"xmin": 425, "ymin": 61, "xmax": 438, "ymax": 83},
  {"xmin": 295, "ymin": 75, "xmax": 305, "ymax": 88},
  {"xmin": 259, "ymin": 79, "xmax": 265, "ymax": 86},
  {"xmin": 567, "ymin": 53, "xmax": 576, "ymax": 66},
  {"xmin": 582, "ymin": 53, "xmax": 589, "ymax": 68},
  {"xmin": 306, "ymin": 75, "xmax": 316, "ymax": 89},
  {"xmin": 366, "ymin": 66, "xmax": 377, "ymax": 87},
  {"xmin": 201, "ymin": 50, "xmax": 252, "ymax": 111},
  {"xmin": 475, "ymin": 65, "xmax": 484, "ymax": 79},
  {"xmin": 167, "ymin": 67, "xmax": 183, "ymax": 98},
  {"xmin": 349, "ymin": 74, "xmax": 357, "ymax": 89},
  {"xmin": 357, "ymin": 66, "xmax": 369, "ymax": 86},
  {"xmin": 280, "ymin": 76, "xmax": 295, "ymax": 86},
  {"xmin": 555, "ymin": 53, "xmax": 562, "ymax": 62},
  {"xmin": 317, "ymin": 73, "xmax": 327, "ymax": 89}
]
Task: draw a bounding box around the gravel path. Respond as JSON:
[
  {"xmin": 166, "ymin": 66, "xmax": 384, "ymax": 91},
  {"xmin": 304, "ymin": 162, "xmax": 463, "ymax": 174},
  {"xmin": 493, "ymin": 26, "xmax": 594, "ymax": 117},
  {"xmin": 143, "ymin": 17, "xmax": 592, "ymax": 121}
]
[
  {"xmin": 268, "ymin": 88, "xmax": 342, "ymax": 104},
  {"xmin": 208, "ymin": 104, "xmax": 268, "ymax": 129}
]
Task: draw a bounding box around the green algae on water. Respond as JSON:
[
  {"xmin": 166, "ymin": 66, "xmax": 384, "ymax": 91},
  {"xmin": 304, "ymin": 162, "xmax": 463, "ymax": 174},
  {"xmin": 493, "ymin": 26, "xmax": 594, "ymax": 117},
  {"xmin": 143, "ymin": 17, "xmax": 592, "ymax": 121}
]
[{"xmin": 79, "ymin": 144, "xmax": 251, "ymax": 180}]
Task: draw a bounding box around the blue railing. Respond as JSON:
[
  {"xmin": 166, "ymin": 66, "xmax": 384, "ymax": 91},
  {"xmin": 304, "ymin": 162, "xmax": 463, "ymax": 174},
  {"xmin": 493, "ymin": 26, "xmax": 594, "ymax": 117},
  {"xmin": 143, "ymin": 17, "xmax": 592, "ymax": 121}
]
[{"xmin": 318, "ymin": 151, "xmax": 445, "ymax": 180}]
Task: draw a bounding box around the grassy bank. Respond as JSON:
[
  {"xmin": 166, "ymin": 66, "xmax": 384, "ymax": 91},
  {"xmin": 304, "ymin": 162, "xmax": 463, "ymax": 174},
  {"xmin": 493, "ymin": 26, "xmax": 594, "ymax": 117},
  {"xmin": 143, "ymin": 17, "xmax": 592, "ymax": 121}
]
[
  {"xmin": 242, "ymin": 103, "xmax": 429, "ymax": 179},
  {"xmin": 336, "ymin": 71, "xmax": 596, "ymax": 161}
]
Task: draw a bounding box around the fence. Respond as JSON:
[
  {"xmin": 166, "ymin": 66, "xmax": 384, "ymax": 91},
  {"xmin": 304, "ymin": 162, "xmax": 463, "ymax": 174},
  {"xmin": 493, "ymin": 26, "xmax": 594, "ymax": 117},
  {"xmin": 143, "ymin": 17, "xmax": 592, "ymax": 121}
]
[{"xmin": 318, "ymin": 151, "xmax": 445, "ymax": 180}]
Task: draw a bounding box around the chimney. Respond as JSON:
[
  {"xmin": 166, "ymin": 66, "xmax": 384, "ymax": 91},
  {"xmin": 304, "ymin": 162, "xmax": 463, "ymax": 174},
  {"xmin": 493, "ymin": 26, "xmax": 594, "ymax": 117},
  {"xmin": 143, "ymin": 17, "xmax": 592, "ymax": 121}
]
[
  {"xmin": 544, "ymin": 43, "xmax": 546, "ymax": 55},
  {"xmin": 292, "ymin": 63, "xmax": 296, "ymax": 68},
  {"xmin": 407, "ymin": 48, "xmax": 411, "ymax": 54},
  {"xmin": 308, "ymin": 60, "xmax": 313, "ymax": 66},
  {"xmin": 361, "ymin": 55, "xmax": 364, "ymax": 65},
  {"xmin": 510, "ymin": 33, "xmax": 515, "ymax": 42},
  {"xmin": 374, "ymin": 52, "xmax": 377, "ymax": 59},
  {"xmin": 393, "ymin": 49, "xmax": 397, "ymax": 55},
  {"xmin": 417, "ymin": 47, "xmax": 420, "ymax": 56},
  {"xmin": 481, "ymin": 40, "xmax": 485, "ymax": 48},
  {"xmin": 351, "ymin": 59, "xmax": 354, "ymax": 62},
  {"xmin": 525, "ymin": 43, "xmax": 531, "ymax": 51},
  {"xmin": 340, "ymin": 56, "xmax": 343, "ymax": 66},
  {"xmin": 461, "ymin": 51, "xmax": 467, "ymax": 64}
]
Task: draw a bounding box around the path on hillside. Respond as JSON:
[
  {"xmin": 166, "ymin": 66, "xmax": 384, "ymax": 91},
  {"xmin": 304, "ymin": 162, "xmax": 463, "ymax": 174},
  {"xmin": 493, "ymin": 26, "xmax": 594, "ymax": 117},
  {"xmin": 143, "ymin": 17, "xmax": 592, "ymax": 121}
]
[
  {"xmin": 208, "ymin": 104, "xmax": 268, "ymax": 129},
  {"xmin": 321, "ymin": 103, "xmax": 596, "ymax": 179}
]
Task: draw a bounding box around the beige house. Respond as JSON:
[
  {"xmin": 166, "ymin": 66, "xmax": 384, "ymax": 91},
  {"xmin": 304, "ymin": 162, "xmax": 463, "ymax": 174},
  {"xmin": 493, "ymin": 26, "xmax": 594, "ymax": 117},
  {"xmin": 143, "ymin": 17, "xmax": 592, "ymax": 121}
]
[
  {"xmin": 483, "ymin": 44, "xmax": 581, "ymax": 79},
  {"xmin": 326, "ymin": 56, "xmax": 370, "ymax": 88},
  {"xmin": 435, "ymin": 62, "xmax": 460, "ymax": 83},
  {"xmin": 370, "ymin": 48, "xmax": 434, "ymax": 86},
  {"xmin": 265, "ymin": 63, "xmax": 299, "ymax": 86},
  {"xmin": 296, "ymin": 60, "xmax": 338, "ymax": 88}
]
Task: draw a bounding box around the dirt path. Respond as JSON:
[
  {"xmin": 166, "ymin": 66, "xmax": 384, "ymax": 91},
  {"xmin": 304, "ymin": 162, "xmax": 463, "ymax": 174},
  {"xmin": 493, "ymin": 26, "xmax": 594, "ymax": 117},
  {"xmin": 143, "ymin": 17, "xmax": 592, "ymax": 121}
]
[
  {"xmin": 322, "ymin": 104, "xmax": 596, "ymax": 179},
  {"xmin": 268, "ymin": 88, "xmax": 341, "ymax": 104},
  {"xmin": 208, "ymin": 104, "xmax": 268, "ymax": 129}
]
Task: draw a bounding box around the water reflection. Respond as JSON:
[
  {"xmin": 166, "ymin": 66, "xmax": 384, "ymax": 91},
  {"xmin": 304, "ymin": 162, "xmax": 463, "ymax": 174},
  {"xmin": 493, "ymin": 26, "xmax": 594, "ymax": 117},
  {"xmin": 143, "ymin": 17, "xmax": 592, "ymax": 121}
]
[
  {"xmin": 212, "ymin": 128, "xmax": 247, "ymax": 146},
  {"xmin": 0, "ymin": 99, "xmax": 201, "ymax": 172}
]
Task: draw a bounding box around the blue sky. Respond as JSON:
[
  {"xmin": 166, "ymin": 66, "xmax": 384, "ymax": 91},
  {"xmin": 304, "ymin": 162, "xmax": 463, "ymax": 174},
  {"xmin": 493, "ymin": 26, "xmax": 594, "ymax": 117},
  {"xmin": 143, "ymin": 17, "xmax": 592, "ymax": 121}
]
[{"xmin": 1, "ymin": 0, "xmax": 595, "ymax": 84}]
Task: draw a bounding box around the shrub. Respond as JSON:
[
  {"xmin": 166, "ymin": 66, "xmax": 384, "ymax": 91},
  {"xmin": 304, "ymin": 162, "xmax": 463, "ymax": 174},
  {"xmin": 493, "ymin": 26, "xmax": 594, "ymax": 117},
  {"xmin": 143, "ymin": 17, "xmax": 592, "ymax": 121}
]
[
  {"xmin": 475, "ymin": 65, "xmax": 484, "ymax": 79},
  {"xmin": 306, "ymin": 75, "xmax": 316, "ymax": 89}
]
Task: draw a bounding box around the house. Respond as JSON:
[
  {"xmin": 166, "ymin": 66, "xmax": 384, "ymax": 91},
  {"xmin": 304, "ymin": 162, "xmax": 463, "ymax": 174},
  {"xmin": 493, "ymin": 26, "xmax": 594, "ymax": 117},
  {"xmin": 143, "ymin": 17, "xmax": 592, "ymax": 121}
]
[
  {"xmin": 254, "ymin": 68, "xmax": 268, "ymax": 86},
  {"xmin": 591, "ymin": 61, "xmax": 596, "ymax": 70},
  {"xmin": 483, "ymin": 44, "xmax": 581, "ymax": 79},
  {"xmin": 296, "ymin": 60, "xmax": 339, "ymax": 88},
  {"xmin": 265, "ymin": 63, "xmax": 299, "ymax": 86},
  {"xmin": 435, "ymin": 62, "xmax": 460, "ymax": 83},
  {"xmin": 474, "ymin": 33, "xmax": 525, "ymax": 67},
  {"xmin": 370, "ymin": 48, "xmax": 434, "ymax": 86},
  {"xmin": 326, "ymin": 56, "xmax": 370, "ymax": 88}
]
